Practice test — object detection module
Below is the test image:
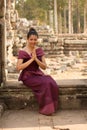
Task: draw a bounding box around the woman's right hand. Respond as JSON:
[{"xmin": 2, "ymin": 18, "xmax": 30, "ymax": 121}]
[{"xmin": 31, "ymin": 48, "xmax": 37, "ymax": 60}]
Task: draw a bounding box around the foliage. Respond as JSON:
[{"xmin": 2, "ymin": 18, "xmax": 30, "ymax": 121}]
[
  {"xmin": 16, "ymin": 0, "xmax": 50, "ymax": 24},
  {"xmin": 16, "ymin": 0, "xmax": 87, "ymax": 33}
]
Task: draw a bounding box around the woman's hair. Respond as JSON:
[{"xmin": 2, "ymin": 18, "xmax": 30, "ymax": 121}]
[{"xmin": 27, "ymin": 27, "xmax": 38, "ymax": 39}]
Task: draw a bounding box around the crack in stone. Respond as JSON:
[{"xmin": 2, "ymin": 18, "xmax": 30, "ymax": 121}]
[{"xmin": 51, "ymin": 116, "xmax": 70, "ymax": 130}]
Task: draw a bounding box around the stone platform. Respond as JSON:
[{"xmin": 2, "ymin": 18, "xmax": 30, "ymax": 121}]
[
  {"xmin": 0, "ymin": 109, "xmax": 87, "ymax": 130},
  {"xmin": 0, "ymin": 79, "xmax": 87, "ymax": 113}
]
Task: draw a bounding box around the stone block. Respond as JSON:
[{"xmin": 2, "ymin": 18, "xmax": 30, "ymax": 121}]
[
  {"xmin": 0, "ymin": 79, "xmax": 87, "ymax": 110},
  {"xmin": 0, "ymin": 102, "xmax": 5, "ymax": 117}
]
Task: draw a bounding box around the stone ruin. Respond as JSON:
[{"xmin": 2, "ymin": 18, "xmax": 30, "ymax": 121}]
[
  {"xmin": 0, "ymin": 0, "xmax": 87, "ymax": 115},
  {"xmin": 1, "ymin": 0, "xmax": 87, "ymax": 81}
]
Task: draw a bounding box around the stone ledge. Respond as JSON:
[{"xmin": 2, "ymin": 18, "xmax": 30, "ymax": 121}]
[
  {"xmin": 0, "ymin": 79, "xmax": 87, "ymax": 110},
  {"xmin": 4, "ymin": 78, "xmax": 87, "ymax": 87}
]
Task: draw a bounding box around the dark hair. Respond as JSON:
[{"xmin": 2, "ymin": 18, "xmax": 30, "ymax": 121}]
[{"xmin": 27, "ymin": 27, "xmax": 38, "ymax": 39}]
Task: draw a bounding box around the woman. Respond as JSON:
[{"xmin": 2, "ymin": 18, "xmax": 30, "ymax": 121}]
[{"xmin": 16, "ymin": 27, "xmax": 59, "ymax": 115}]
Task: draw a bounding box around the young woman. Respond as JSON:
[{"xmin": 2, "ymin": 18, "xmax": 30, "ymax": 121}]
[{"xmin": 16, "ymin": 27, "xmax": 59, "ymax": 115}]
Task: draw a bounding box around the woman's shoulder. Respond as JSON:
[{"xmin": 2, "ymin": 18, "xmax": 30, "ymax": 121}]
[
  {"xmin": 36, "ymin": 47, "xmax": 43, "ymax": 51},
  {"xmin": 18, "ymin": 48, "xmax": 28, "ymax": 57},
  {"xmin": 36, "ymin": 47, "xmax": 45, "ymax": 56},
  {"xmin": 18, "ymin": 47, "xmax": 27, "ymax": 54},
  {"xmin": 19, "ymin": 47, "xmax": 26, "ymax": 51}
]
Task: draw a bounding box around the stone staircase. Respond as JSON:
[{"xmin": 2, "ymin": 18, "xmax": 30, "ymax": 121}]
[{"xmin": 64, "ymin": 40, "xmax": 87, "ymax": 55}]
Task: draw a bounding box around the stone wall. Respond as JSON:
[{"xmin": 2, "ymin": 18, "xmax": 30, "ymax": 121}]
[{"xmin": 0, "ymin": 79, "xmax": 87, "ymax": 110}]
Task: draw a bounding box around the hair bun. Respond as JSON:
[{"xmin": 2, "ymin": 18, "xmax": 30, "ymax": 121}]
[
  {"xmin": 29, "ymin": 27, "xmax": 36, "ymax": 32},
  {"xmin": 27, "ymin": 27, "xmax": 38, "ymax": 39}
]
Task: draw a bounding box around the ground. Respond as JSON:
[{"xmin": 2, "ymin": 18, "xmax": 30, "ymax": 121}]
[{"xmin": 0, "ymin": 109, "xmax": 87, "ymax": 130}]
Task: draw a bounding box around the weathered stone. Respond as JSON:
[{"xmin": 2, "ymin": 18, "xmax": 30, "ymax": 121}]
[
  {"xmin": 0, "ymin": 102, "xmax": 6, "ymax": 117},
  {"xmin": 1, "ymin": 0, "xmax": 87, "ymax": 113},
  {"xmin": 64, "ymin": 40, "xmax": 87, "ymax": 55},
  {"xmin": 0, "ymin": 79, "xmax": 87, "ymax": 110}
]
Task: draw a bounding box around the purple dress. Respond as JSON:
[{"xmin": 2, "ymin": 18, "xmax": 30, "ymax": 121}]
[{"xmin": 18, "ymin": 47, "xmax": 59, "ymax": 115}]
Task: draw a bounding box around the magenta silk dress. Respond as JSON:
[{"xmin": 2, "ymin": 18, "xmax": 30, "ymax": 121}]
[{"xmin": 18, "ymin": 47, "xmax": 59, "ymax": 115}]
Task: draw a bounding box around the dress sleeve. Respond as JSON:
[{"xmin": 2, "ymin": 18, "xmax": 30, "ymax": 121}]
[
  {"xmin": 37, "ymin": 48, "xmax": 45, "ymax": 57},
  {"xmin": 40, "ymin": 48, "xmax": 45, "ymax": 56},
  {"xmin": 18, "ymin": 50, "xmax": 24, "ymax": 59}
]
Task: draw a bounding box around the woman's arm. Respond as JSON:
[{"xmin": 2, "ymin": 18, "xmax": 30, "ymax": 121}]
[{"xmin": 16, "ymin": 58, "xmax": 34, "ymax": 71}]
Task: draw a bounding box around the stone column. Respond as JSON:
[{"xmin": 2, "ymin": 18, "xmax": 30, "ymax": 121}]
[
  {"xmin": 54, "ymin": 0, "xmax": 58, "ymax": 34},
  {"xmin": 49, "ymin": 10, "xmax": 54, "ymax": 30},
  {"xmin": 6, "ymin": 0, "xmax": 18, "ymax": 73},
  {"xmin": 0, "ymin": 0, "xmax": 6, "ymax": 85}
]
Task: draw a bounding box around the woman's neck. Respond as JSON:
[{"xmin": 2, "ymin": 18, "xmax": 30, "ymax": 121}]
[{"xmin": 26, "ymin": 45, "xmax": 35, "ymax": 52}]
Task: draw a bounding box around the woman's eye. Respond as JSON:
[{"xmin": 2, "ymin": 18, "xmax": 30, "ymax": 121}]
[
  {"xmin": 30, "ymin": 38, "xmax": 33, "ymax": 41},
  {"xmin": 30, "ymin": 39, "xmax": 37, "ymax": 41}
]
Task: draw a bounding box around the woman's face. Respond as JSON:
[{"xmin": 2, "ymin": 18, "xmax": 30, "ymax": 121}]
[{"xmin": 28, "ymin": 35, "xmax": 38, "ymax": 48}]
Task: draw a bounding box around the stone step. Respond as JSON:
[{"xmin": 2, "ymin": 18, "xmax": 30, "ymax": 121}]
[
  {"xmin": 64, "ymin": 40, "xmax": 87, "ymax": 55},
  {"xmin": 0, "ymin": 79, "xmax": 87, "ymax": 110},
  {"xmin": 64, "ymin": 40, "xmax": 87, "ymax": 44}
]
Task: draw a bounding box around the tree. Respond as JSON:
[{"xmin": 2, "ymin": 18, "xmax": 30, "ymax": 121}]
[
  {"xmin": 15, "ymin": 0, "xmax": 87, "ymax": 34},
  {"xmin": 16, "ymin": 0, "xmax": 50, "ymax": 24},
  {"xmin": 68, "ymin": 0, "xmax": 73, "ymax": 34}
]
